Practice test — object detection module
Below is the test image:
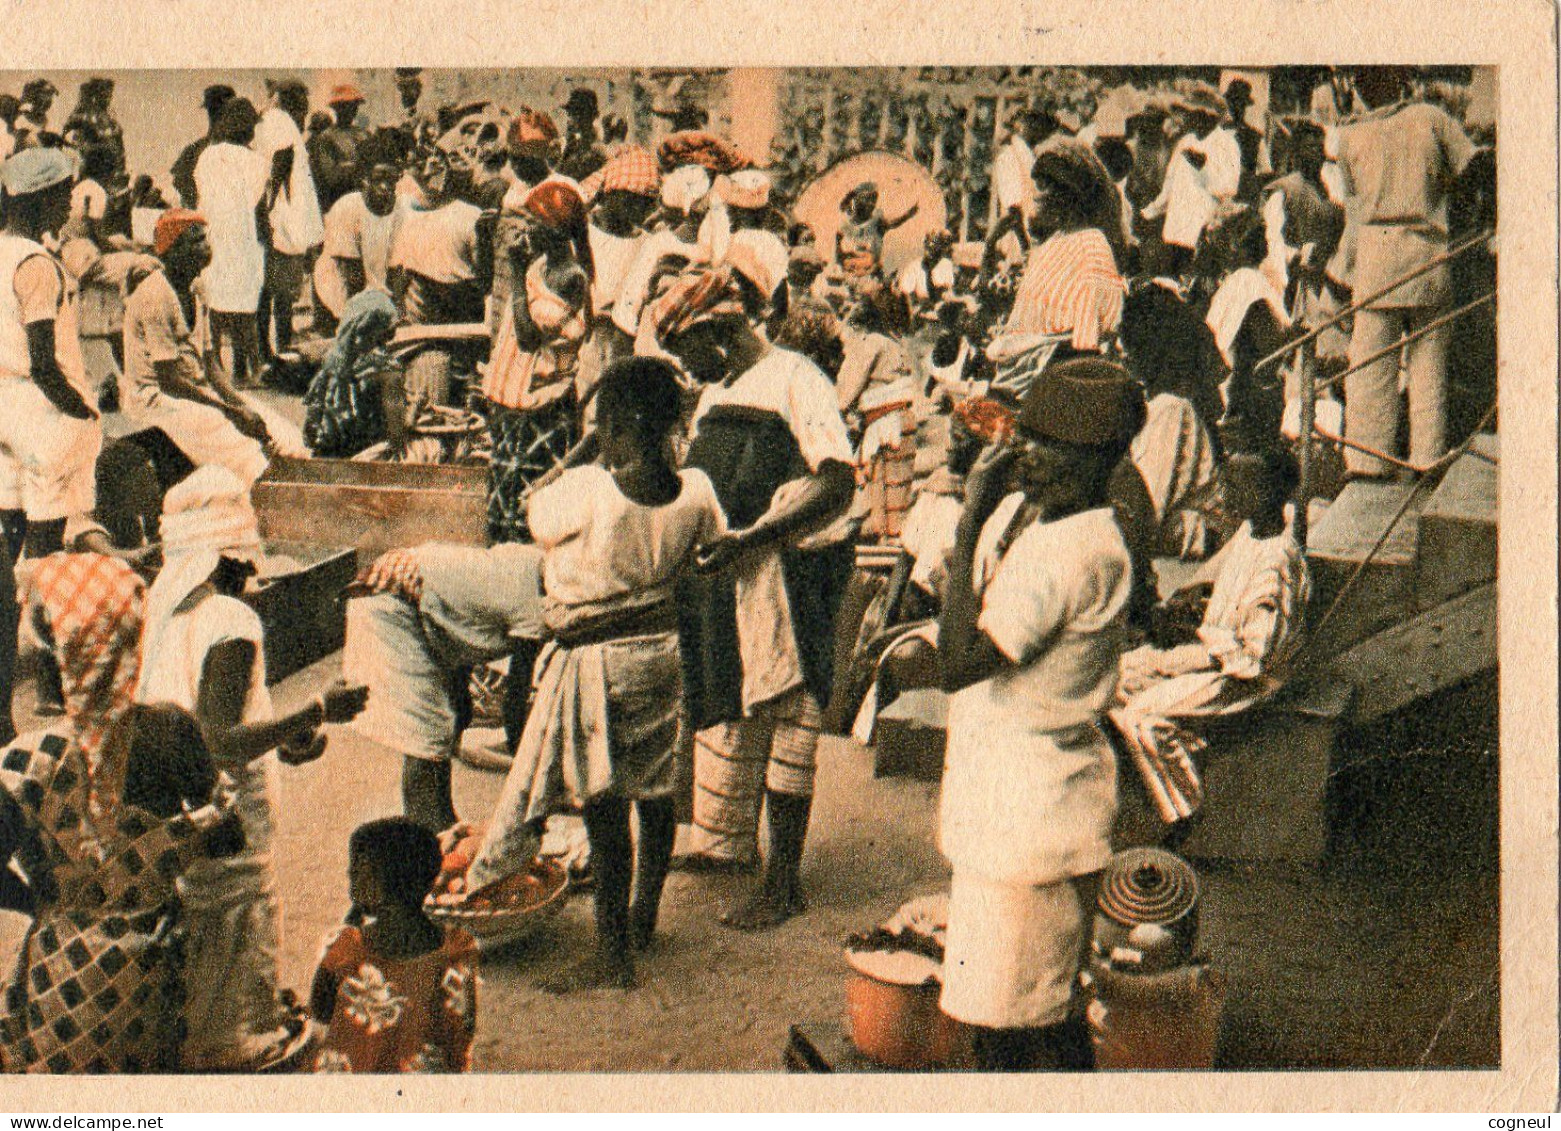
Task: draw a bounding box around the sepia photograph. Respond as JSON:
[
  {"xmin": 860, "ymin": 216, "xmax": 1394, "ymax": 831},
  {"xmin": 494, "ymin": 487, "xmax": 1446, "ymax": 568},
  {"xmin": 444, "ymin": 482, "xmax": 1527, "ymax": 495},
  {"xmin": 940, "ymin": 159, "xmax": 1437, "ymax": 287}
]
[{"xmin": 0, "ymin": 0, "xmax": 1549, "ymax": 1108}]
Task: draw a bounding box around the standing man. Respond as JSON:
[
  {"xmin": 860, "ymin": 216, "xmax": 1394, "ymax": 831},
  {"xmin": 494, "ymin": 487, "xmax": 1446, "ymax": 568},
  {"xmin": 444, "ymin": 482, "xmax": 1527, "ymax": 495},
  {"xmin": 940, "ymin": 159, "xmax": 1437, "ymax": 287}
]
[
  {"xmin": 1140, "ymin": 86, "xmax": 1241, "ymax": 274},
  {"xmin": 195, "ymin": 96, "xmax": 267, "ymax": 390},
  {"xmin": 62, "ymin": 77, "xmax": 127, "ymax": 189},
  {"xmin": 992, "ymin": 107, "xmax": 1063, "ymax": 255},
  {"xmin": 1222, "ymin": 78, "xmax": 1265, "ymax": 202},
  {"xmin": 0, "ymin": 149, "xmax": 103, "ymax": 721},
  {"xmin": 254, "ymin": 79, "xmax": 325, "ymax": 364},
  {"xmin": 171, "ymin": 85, "xmax": 236, "ymax": 210},
  {"xmin": 313, "ymin": 133, "xmax": 404, "ymax": 329},
  {"xmin": 0, "ymin": 148, "xmax": 102, "ymax": 561},
  {"xmin": 1335, "ymin": 65, "xmax": 1475, "ymax": 478},
  {"xmin": 936, "ymin": 357, "xmax": 1144, "ymax": 1071},
  {"xmin": 312, "ymin": 82, "xmax": 371, "ymax": 213},
  {"xmin": 557, "ymin": 88, "xmax": 608, "ymax": 183},
  {"xmin": 15, "ymin": 80, "xmax": 60, "ymax": 149},
  {"xmin": 394, "ymin": 67, "xmax": 437, "ymax": 152}
]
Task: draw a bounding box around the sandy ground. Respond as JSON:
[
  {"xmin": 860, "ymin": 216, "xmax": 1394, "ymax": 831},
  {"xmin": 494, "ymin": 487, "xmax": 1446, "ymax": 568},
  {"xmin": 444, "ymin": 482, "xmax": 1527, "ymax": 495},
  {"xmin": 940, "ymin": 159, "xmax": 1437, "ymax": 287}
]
[{"xmin": 0, "ymin": 649, "xmax": 1498, "ymax": 1073}]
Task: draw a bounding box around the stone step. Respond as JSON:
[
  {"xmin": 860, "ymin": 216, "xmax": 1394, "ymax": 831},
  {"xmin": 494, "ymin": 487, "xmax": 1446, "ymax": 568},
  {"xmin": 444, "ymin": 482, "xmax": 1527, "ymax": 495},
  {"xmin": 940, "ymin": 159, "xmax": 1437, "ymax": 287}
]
[
  {"xmin": 1416, "ymin": 433, "xmax": 1497, "ymax": 611},
  {"xmin": 1305, "ymin": 478, "xmax": 1429, "ymax": 655}
]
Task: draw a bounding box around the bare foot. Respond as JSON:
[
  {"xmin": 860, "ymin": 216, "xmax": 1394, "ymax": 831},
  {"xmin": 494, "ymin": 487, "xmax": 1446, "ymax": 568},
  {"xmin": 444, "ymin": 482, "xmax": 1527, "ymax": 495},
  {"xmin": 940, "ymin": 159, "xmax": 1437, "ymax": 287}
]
[
  {"xmin": 668, "ymin": 853, "xmax": 758, "ymax": 876},
  {"xmin": 537, "ymin": 952, "xmax": 636, "ymax": 993},
  {"xmin": 720, "ymin": 885, "xmax": 807, "ymax": 932},
  {"xmin": 628, "ymin": 916, "xmax": 659, "ymax": 953}
]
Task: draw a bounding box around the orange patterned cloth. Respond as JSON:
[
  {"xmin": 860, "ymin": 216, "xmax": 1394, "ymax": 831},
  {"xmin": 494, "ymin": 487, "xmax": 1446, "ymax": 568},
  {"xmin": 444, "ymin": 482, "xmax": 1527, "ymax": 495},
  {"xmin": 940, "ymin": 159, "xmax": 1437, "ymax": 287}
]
[
  {"xmin": 26, "ymin": 553, "xmax": 145, "ymax": 816},
  {"xmin": 579, "ymin": 145, "xmax": 660, "ymax": 202},
  {"xmin": 312, "ymin": 925, "xmax": 479, "ymax": 1073},
  {"xmin": 647, "ymin": 265, "xmax": 747, "ymax": 340},
  {"xmin": 953, "ymin": 396, "xmax": 1017, "ymax": 444}
]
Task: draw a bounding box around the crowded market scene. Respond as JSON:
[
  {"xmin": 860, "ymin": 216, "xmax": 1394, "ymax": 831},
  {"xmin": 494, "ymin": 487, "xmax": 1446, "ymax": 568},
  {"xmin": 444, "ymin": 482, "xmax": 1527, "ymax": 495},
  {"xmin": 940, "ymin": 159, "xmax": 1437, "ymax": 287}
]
[{"xmin": 0, "ymin": 63, "xmax": 1498, "ymax": 1074}]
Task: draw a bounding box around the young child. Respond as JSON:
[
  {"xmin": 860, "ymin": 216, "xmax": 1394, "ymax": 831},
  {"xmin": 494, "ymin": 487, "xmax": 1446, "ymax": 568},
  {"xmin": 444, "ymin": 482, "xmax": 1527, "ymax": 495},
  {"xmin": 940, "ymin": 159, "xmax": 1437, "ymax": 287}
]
[
  {"xmin": 461, "ymin": 355, "xmax": 726, "ymax": 991},
  {"xmin": 311, "ymin": 817, "xmax": 479, "ymax": 1073},
  {"xmin": 836, "ymin": 181, "xmax": 919, "ymax": 279}
]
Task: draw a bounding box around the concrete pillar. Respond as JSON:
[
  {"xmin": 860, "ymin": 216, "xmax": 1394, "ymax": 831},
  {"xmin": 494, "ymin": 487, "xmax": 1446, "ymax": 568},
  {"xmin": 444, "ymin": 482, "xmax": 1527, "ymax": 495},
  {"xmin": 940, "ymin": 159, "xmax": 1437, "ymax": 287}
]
[{"xmin": 726, "ymin": 67, "xmax": 783, "ymax": 167}]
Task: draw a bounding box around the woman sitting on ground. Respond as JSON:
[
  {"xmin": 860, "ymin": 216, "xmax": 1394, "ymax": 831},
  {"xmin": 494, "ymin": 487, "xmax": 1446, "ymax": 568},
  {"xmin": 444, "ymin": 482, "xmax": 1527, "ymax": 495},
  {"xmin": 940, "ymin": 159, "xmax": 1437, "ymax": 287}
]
[
  {"xmin": 302, "ymin": 289, "xmax": 407, "ymax": 460},
  {"xmin": 0, "ymin": 548, "xmax": 244, "ymax": 1073}
]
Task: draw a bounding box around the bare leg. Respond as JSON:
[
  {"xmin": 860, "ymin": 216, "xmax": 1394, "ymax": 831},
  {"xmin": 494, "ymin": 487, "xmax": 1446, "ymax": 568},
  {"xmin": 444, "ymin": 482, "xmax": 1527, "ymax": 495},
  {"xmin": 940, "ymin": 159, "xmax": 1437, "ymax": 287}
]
[
  {"xmin": 540, "ymin": 796, "xmax": 636, "ymax": 992},
  {"xmin": 628, "ymin": 797, "xmax": 676, "ymax": 950}
]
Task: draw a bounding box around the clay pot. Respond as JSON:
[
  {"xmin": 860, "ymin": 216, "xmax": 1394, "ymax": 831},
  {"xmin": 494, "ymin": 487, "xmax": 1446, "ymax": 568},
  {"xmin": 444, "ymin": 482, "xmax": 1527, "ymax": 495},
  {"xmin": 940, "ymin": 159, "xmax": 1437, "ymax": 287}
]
[{"xmin": 844, "ymin": 969, "xmax": 968, "ymax": 1069}]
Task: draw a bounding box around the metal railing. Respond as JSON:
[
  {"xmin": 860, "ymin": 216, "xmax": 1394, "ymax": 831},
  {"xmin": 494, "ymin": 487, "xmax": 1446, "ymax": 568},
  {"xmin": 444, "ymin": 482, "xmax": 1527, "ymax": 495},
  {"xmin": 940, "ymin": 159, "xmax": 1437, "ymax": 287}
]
[{"xmin": 1256, "ymin": 228, "xmax": 1496, "ymax": 549}]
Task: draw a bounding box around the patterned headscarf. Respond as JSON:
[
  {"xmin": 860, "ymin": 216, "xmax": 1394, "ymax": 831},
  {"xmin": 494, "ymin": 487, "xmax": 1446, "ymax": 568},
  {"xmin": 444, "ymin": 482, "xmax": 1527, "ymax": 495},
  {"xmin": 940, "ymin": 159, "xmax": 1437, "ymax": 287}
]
[
  {"xmin": 27, "ymin": 553, "xmax": 146, "ymax": 814},
  {"xmin": 523, "ymin": 180, "xmax": 588, "ymax": 230},
  {"xmin": 648, "ymin": 264, "xmax": 748, "ymax": 340},
  {"xmin": 582, "ymin": 145, "xmax": 659, "ymax": 201},
  {"xmin": 655, "ymin": 131, "xmax": 751, "ymax": 175},
  {"xmin": 507, "ymin": 106, "xmax": 559, "ymax": 153}
]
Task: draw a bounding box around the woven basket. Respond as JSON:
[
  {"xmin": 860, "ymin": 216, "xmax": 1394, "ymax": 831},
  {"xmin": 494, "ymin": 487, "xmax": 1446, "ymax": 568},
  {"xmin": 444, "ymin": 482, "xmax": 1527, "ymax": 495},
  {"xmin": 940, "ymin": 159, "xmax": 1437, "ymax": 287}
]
[{"xmin": 426, "ymin": 858, "xmax": 572, "ymax": 949}]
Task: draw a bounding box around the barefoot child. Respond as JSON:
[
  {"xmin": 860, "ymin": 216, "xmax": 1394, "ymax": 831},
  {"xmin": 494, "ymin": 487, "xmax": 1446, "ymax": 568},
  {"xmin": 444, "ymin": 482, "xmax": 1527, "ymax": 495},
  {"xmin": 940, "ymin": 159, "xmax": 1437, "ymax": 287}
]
[
  {"xmin": 311, "ymin": 818, "xmax": 479, "ymax": 1073},
  {"xmin": 463, "ymin": 356, "xmax": 726, "ymax": 990}
]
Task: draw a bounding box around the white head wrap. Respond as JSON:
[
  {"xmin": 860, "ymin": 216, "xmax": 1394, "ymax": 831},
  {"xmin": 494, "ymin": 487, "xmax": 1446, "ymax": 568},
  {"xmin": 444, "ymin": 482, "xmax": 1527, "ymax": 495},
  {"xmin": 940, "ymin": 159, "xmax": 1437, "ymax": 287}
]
[
  {"xmin": 140, "ymin": 467, "xmax": 264, "ymax": 682},
  {"xmin": 660, "ymin": 164, "xmax": 711, "ymax": 214}
]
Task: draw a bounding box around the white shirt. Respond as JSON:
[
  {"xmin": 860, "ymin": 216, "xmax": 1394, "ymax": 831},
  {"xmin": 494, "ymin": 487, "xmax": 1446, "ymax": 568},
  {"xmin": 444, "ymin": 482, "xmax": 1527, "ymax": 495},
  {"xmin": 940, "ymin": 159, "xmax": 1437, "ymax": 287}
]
[
  {"xmin": 69, "ymin": 179, "xmax": 108, "ymax": 223},
  {"xmin": 1145, "ymin": 128, "xmax": 1243, "ymax": 250},
  {"xmin": 691, "ymin": 347, "xmax": 854, "ymax": 709},
  {"xmin": 136, "ymin": 590, "xmax": 274, "ymax": 723},
  {"xmin": 992, "ymin": 135, "xmax": 1036, "ymax": 218},
  {"xmin": 895, "ymin": 256, "xmax": 956, "ymax": 301},
  {"xmin": 1205, "ymin": 265, "xmax": 1292, "ymax": 368},
  {"xmin": 322, "ymin": 191, "xmax": 400, "ymax": 291},
  {"xmin": 940, "ymin": 502, "xmax": 1132, "ymax": 885},
  {"xmin": 253, "ymin": 107, "xmax": 324, "ymax": 256},
  {"xmin": 586, "ymin": 224, "xmax": 644, "ymax": 314},
  {"xmin": 528, "ymin": 464, "xmax": 726, "ymax": 609},
  {"xmin": 194, "ymin": 141, "xmax": 267, "ymax": 313},
  {"xmin": 0, "ymin": 235, "xmax": 89, "ymax": 398},
  {"xmin": 390, "ymin": 199, "xmax": 481, "ymax": 285}
]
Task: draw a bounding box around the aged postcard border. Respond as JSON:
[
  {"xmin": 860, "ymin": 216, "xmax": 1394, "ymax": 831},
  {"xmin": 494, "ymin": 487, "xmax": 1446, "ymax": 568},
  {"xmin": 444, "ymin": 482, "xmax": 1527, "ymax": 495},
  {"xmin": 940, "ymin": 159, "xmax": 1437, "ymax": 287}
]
[{"xmin": 0, "ymin": 0, "xmax": 1552, "ymax": 1112}]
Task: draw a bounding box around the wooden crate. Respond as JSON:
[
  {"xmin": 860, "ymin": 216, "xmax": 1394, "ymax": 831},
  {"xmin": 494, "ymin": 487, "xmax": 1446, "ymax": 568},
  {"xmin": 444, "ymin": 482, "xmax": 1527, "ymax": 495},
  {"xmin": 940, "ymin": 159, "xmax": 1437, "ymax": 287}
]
[
  {"xmin": 244, "ymin": 542, "xmax": 359, "ymax": 685},
  {"xmin": 253, "ymin": 456, "xmax": 488, "ymax": 558}
]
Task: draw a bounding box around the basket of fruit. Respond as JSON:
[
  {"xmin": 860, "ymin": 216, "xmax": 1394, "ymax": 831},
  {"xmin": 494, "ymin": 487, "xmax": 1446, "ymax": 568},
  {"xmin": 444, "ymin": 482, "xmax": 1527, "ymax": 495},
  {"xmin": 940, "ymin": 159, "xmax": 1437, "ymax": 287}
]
[{"xmin": 426, "ymin": 825, "xmax": 572, "ymax": 948}]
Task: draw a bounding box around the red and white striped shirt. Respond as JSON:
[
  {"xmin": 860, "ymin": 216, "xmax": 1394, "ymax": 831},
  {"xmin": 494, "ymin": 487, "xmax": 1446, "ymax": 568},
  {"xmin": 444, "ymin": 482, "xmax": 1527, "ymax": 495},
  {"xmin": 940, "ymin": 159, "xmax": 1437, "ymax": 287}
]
[{"xmin": 1003, "ymin": 228, "xmax": 1125, "ymax": 352}]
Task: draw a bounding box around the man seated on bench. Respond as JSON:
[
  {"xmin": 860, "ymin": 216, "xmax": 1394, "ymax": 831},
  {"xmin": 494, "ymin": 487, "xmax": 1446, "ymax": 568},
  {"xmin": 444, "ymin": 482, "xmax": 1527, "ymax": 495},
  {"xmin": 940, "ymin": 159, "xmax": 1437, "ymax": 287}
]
[
  {"xmin": 1111, "ymin": 445, "xmax": 1311, "ymax": 828},
  {"xmin": 120, "ymin": 210, "xmax": 275, "ymax": 487}
]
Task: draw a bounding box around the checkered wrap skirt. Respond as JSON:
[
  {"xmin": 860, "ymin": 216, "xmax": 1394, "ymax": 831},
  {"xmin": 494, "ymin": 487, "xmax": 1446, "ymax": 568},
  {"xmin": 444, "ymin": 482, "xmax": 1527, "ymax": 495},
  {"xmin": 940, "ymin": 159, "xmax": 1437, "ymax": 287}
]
[
  {"xmin": 486, "ymin": 400, "xmax": 578, "ymax": 545},
  {"xmin": 0, "ymin": 732, "xmax": 222, "ymax": 1073}
]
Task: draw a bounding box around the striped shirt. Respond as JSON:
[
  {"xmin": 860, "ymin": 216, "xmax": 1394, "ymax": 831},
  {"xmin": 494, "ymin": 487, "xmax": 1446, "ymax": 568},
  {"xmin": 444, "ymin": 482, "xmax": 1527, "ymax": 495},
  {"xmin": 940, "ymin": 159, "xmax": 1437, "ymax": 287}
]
[{"xmin": 1003, "ymin": 228, "xmax": 1125, "ymax": 351}]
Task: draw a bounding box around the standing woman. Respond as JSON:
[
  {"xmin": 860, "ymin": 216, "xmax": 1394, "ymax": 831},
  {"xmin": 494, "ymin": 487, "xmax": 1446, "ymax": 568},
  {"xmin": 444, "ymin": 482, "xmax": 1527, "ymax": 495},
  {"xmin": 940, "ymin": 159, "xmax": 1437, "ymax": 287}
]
[
  {"xmin": 0, "ymin": 550, "xmax": 242, "ymax": 1073},
  {"xmin": 652, "ymin": 260, "xmax": 857, "ymax": 931},
  {"xmin": 136, "ymin": 467, "xmax": 368, "ymax": 1072},
  {"xmin": 464, "ymin": 358, "xmax": 726, "ymax": 991},
  {"xmin": 936, "ymin": 358, "xmax": 1145, "ymax": 1071},
  {"xmin": 992, "ymin": 145, "xmax": 1127, "ymax": 397},
  {"xmin": 194, "ymin": 96, "xmax": 267, "ymax": 391},
  {"xmin": 479, "ymin": 180, "xmax": 592, "ymax": 545}
]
